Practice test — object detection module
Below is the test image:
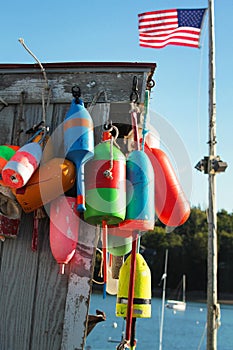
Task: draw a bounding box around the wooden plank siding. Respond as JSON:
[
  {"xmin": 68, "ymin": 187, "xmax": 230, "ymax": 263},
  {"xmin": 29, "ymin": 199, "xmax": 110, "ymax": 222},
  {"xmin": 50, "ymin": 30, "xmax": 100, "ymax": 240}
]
[{"xmin": 0, "ymin": 62, "xmax": 156, "ymax": 350}]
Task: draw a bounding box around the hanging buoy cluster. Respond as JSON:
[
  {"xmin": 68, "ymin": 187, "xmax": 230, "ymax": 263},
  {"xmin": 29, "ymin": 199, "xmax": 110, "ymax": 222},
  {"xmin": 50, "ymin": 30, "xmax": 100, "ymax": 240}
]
[
  {"xmin": 0, "ymin": 80, "xmax": 191, "ymax": 349},
  {"xmin": 0, "ymin": 82, "xmax": 190, "ymax": 288}
]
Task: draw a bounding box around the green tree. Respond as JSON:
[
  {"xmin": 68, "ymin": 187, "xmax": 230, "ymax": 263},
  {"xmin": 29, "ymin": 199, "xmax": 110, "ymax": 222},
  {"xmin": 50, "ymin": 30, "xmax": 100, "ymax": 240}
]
[{"xmin": 140, "ymin": 207, "xmax": 233, "ymax": 296}]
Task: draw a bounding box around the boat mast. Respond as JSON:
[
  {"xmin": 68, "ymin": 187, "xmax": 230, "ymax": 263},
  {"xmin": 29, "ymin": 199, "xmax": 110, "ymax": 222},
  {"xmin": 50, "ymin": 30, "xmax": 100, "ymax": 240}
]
[
  {"xmin": 159, "ymin": 249, "xmax": 168, "ymax": 350},
  {"xmin": 182, "ymin": 274, "xmax": 186, "ymax": 303}
]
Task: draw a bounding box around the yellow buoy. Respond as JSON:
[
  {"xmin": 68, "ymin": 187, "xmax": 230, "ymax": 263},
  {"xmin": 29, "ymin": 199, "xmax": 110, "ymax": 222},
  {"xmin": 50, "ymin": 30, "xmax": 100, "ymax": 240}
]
[{"xmin": 116, "ymin": 253, "xmax": 151, "ymax": 318}]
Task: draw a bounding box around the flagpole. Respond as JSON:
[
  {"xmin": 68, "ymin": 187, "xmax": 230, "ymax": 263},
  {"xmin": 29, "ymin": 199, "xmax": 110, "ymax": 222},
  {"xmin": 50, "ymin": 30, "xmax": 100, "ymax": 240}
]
[{"xmin": 207, "ymin": 0, "xmax": 219, "ymax": 349}]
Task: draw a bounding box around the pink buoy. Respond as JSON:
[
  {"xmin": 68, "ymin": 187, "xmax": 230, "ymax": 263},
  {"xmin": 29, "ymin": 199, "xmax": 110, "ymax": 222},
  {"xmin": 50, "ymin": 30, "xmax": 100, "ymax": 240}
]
[
  {"xmin": 50, "ymin": 196, "xmax": 79, "ymax": 274},
  {"xmin": 2, "ymin": 143, "xmax": 42, "ymax": 188}
]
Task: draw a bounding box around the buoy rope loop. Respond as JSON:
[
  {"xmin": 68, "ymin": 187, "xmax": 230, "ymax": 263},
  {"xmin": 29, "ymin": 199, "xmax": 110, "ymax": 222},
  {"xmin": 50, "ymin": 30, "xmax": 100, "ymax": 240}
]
[
  {"xmin": 26, "ymin": 126, "xmax": 48, "ymax": 145},
  {"xmin": 129, "ymin": 101, "xmax": 140, "ymax": 114},
  {"xmin": 103, "ymin": 136, "xmax": 114, "ymax": 180},
  {"xmin": 116, "ymin": 339, "xmax": 129, "ymax": 349}
]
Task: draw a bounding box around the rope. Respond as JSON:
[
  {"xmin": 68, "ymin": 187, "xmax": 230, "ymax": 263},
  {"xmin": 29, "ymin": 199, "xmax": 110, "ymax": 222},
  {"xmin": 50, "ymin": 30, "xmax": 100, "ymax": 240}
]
[
  {"xmin": 0, "ymin": 97, "xmax": 8, "ymax": 112},
  {"xmin": 88, "ymin": 90, "xmax": 110, "ymax": 127},
  {"xmin": 196, "ymin": 19, "xmax": 208, "ymax": 157},
  {"xmin": 102, "ymin": 135, "xmax": 114, "ymax": 180},
  {"xmin": 18, "ymin": 38, "xmax": 49, "ymax": 89},
  {"xmin": 129, "ymin": 102, "xmax": 140, "ymax": 151},
  {"xmin": 18, "ymin": 38, "xmax": 52, "ymax": 127},
  {"xmin": 92, "ymin": 248, "xmax": 105, "ymax": 285},
  {"xmin": 141, "ymin": 90, "xmax": 150, "ymax": 152},
  {"xmin": 116, "ymin": 339, "xmax": 129, "ymax": 350},
  {"xmin": 102, "ymin": 124, "xmax": 120, "ymax": 180}
]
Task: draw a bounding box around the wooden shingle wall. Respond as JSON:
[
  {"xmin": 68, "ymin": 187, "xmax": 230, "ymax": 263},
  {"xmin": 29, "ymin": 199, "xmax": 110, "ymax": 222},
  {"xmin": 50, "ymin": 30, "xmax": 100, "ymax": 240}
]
[{"xmin": 0, "ymin": 62, "xmax": 156, "ymax": 350}]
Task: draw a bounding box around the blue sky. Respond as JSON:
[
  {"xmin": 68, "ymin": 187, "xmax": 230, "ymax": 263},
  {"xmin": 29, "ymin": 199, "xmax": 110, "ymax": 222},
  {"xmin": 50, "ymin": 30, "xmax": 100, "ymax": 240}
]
[{"xmin": 1, "ymin": 0, "xmax": 232, "ymax": 213}]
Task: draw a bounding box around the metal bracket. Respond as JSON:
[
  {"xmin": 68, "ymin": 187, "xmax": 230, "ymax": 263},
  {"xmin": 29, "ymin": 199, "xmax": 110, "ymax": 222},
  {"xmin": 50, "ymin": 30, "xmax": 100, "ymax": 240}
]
[{"xmin": 195, "ymin": 156, "xmax": 228, "ymax": 174}]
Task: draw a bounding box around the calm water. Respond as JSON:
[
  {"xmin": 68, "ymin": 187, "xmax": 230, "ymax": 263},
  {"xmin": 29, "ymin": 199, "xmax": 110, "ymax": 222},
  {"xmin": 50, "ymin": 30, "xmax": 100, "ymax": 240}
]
[{"xmin": 86, "ymin": 293, "xmax": 233, "ymax": 350}]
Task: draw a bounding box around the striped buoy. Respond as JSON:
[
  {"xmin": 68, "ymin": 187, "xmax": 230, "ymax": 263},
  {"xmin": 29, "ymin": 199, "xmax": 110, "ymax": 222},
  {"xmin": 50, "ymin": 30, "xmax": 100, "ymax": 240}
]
[
  {"xmin": 84, "ymin": 131, "xmax": 126, "ymax": 225},
  {"xmin": 119, "ymin": 150, "xmax": 155, "ymax": 232},
  {"xmin": 2, "ymin": 142, "xmax": 42, "ymax": 188},
  {"xmin": 64, "ymin": 98, "xmax": 94, "ymax": 212},
  {"xmin": 116, "ymin": 253, "xmax": 151, "ymax": 318}
]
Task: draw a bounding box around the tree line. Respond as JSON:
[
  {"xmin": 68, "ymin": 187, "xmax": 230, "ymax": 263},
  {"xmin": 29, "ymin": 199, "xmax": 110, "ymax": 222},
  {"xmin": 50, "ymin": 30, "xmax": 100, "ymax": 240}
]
[{"xmin": 140, "ymin": 207, "xmax": 233, "ymax": 297}]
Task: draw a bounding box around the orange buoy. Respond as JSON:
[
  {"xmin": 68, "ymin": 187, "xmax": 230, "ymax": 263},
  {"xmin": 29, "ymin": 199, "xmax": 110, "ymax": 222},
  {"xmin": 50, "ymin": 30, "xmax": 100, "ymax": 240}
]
[
  {"xmin": 13, "ymin": 158, "xmax": 76, "ymax": 213},
  {"xmin": 145, "ymin": 145, "xmax": 190, "ymax": 227},
  {"xmin": 50, "ymin": 196, "xmax": 79, "ymax": 274}
]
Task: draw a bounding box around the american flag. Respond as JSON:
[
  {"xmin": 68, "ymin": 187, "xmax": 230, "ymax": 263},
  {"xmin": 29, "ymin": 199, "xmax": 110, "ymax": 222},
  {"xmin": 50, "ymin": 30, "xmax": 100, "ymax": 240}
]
[{"xmin": 138, "ymin": 8, "xmax": 207, "ymax": 49}]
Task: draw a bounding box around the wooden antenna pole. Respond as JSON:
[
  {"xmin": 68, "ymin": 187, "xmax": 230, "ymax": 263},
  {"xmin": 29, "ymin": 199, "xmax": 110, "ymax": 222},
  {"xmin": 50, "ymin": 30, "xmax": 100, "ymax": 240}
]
[{"xmin": 207, "ymin": 1, "xmax": 219, "ymax": 348}]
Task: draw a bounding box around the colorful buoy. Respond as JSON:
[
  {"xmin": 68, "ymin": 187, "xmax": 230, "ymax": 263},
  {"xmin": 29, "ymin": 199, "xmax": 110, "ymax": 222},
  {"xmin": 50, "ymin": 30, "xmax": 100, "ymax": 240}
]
[
  {"xmin": 2, "ymin": 143, "xmax": 42, "ymax": 188},
  {"xmin": 107, "ymin": 234, "xmax": 132, "ymax": 257},
  {"xmin": 50, "ymin": 196, "xmax": 79, "ymax": 274},
  {"xmin": 13, "ymin": 158, "xmax": 76, "ymax": 213},
  {"xmin": 84, "ymin": 131, "xmax": 126, "ymax": 225},
  {"xmin": 145, "ymin": 145, "xmax": 190, "ymax": 227},
  {"xmin": 64, "ymin": 98, "xmax": 94, "ymax": 212},
  {"xmin": 0, "ymin": 145, "xmax": 20, "ymax": 173},
  {"xmin": 116, "ymin": 253, "xmax": 151, "ymax": 318},
  {"xmin": 119, "ymin": 150, "xmax": 155, "ymax": 232}
]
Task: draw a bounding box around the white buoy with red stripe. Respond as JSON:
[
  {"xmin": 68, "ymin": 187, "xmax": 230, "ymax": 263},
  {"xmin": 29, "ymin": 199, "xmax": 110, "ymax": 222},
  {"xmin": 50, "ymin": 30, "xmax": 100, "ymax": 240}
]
[
  {"xmin": 1, "ymin": 129, "xmax": 45, "ymax": 189},
  {"xmin": 2, "ymin": 143, "xmax": 42, "ymax": 188}
]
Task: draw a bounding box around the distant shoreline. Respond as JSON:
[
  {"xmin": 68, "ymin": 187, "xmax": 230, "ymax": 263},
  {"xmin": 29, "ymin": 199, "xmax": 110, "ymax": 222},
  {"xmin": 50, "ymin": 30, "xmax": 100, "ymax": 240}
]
[
  {"xmin": 152, "ymin": 289, "xmax": 233, "ymax": 305},
  {"xmin": 92, "ymin": 287, "xmax": 233, "ymax": 305}
]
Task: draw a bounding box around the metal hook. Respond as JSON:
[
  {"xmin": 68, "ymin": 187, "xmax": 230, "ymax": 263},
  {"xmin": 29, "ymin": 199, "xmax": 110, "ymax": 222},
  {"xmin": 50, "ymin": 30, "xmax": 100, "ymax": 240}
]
[
  {"xmin": 25, "ymin": 121, "xmax": 45, "ymax": 134},
  {"xmin": 130, "ymin": 76, "xmax": 139, "ymax": 103},
  {"xmin": 72, "ymin": 85, "xmax": 82, "ymax": 104},
  {"xmin": 103, "ymin": 121, "xmax": 113, "ymax": 131},
  {"xmin": 147, "ymin": 78, "xmax": 155, "ymax": 89}
]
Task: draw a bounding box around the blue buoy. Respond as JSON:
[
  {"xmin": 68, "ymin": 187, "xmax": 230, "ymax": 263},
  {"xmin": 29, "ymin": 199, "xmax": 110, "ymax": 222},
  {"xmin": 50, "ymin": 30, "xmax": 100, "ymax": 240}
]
[{"xmin": 64, "ymin": 98, "xmax": 94, "ymax": 212}]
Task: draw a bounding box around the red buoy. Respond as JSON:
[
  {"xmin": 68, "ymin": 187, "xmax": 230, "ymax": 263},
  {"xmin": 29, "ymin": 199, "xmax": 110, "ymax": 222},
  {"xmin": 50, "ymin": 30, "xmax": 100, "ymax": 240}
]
[
  {"xmin": 145, "ymin": 145, "xmax": 190, "ymax": 227},
  {"xmin": 50, "ymin": 196, "xmax": 79, "ymax": 274}
]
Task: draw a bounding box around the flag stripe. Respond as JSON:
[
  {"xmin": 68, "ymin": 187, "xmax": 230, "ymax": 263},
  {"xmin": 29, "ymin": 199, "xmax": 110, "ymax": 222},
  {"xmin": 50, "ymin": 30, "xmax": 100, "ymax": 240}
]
[{"xmin": 138, "ymin": 8, "xmax": 207, "ymax": 49}]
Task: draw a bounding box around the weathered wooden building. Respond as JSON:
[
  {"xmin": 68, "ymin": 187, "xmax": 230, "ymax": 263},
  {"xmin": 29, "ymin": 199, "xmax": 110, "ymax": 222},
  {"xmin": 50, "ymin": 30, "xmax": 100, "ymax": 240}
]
[{"xmin": 0, "ymin": 62, "xmax": 156, "ymax": 350}]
